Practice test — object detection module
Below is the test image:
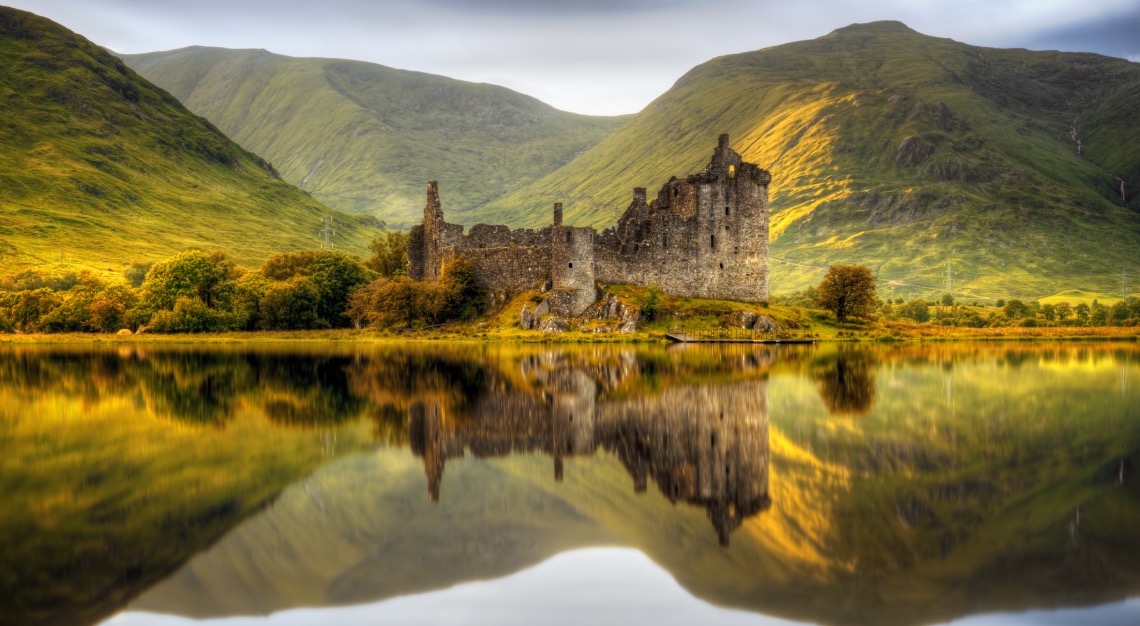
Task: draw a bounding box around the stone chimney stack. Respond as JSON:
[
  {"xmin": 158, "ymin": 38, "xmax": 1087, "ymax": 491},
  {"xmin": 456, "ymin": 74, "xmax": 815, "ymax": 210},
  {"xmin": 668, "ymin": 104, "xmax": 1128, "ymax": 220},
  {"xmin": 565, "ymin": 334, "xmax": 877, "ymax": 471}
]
[
  {"xmin": 553, "ymin": 202, "xmax": 563, "ymax": 227},
  {"xmin": 425, "ymin": 180, "xmax": 443, "ymax": 224}
]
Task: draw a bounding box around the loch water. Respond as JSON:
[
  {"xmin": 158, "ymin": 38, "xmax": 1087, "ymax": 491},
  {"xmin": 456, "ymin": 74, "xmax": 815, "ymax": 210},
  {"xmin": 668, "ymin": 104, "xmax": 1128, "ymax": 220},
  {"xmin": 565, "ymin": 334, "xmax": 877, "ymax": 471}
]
[{"xmin": 2, "ymin": 341, "xmax": 1138, "ymax": 626}]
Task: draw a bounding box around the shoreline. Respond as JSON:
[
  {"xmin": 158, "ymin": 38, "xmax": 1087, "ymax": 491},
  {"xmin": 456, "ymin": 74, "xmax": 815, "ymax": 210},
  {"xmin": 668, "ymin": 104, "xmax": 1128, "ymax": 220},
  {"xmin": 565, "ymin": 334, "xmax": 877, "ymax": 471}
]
[{"xmin": 2, "ymin": 326, "xmax": 1137, "ymax": 345}]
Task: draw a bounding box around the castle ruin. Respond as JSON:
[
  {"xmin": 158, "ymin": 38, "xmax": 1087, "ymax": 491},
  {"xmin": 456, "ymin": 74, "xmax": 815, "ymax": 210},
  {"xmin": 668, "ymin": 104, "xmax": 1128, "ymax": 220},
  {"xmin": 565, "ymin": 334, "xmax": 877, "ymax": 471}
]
[{"xmin": 408, "ymin": 134, "xmax": 771, "ymax": 314}]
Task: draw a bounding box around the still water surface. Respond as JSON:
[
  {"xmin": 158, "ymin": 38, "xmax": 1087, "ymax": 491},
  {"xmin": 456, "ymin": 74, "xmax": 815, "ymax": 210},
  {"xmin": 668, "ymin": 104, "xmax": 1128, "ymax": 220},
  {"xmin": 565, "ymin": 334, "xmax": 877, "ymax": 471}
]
[{"xmin": 1, "ymin": 342, "xmax": 1138, "ymax": 625}]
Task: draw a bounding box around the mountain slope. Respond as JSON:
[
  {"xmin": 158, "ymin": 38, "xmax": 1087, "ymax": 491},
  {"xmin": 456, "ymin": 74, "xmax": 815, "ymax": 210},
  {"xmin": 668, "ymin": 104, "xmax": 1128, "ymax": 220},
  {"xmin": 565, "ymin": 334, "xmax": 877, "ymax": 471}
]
[
  {"xmin": 481, "ymin": 22, "xmax": 1140, "ymax": 298},
  {"xmin": 119, "ymin": 47, "xmax": 627, "ymax": 229},
  {"xmin": 0, "ymin": 7, "xmax": 376, "ymax": 277}
]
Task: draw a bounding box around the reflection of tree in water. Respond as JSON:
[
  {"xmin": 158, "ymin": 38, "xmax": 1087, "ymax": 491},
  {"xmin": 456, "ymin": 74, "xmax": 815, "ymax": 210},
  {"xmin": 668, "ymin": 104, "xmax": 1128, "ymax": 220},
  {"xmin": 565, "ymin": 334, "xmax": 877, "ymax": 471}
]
[
  {"xmin": 141, "ymin": 352, "xmax": 252, "ymax": 426},
  {"xmin": 251, "ymin": 355, "xmax": 364, "ymax": 428},
  {"xmin": 813, "ymin": 350, "xmax": 877, "ymax": 417}
]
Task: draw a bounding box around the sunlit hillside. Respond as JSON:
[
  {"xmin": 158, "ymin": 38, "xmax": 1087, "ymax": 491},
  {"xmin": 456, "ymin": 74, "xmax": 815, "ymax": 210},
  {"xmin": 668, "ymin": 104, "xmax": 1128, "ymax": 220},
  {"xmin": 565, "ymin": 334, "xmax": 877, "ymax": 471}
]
[
  {"xmin": 481, "ymin": 22, "xmax": 1140, "ymax": 299},
  {"xmin": 0, "ymin": 7, "xmax": 377, "ymax": 279}
]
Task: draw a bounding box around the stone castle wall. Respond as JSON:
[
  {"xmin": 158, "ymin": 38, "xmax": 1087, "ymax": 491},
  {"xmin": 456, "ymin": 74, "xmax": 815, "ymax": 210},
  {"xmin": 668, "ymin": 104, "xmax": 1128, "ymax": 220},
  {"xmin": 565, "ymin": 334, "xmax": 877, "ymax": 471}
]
[{"xmin": 406, "ymin": 135, "xmax": 771, "ymax": 309}]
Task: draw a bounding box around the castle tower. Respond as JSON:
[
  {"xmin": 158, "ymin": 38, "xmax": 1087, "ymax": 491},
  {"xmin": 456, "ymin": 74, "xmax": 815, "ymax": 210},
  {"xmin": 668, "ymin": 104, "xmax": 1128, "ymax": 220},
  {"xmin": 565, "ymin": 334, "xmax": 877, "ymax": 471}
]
[{"xmin": 550, "ymin": 202, "xmax": 596, "ymax": 317}]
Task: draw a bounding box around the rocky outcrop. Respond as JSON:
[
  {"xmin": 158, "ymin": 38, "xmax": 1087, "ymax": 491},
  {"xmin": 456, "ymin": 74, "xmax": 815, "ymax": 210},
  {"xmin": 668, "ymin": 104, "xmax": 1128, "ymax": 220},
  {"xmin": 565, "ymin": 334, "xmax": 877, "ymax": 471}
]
[
  {"xmin": 726, "ymin": 310, "xmax": 758, "ymax": 328},
  {"xmin": 753, "ymin": 315, "xmax": 780, "ymax": 333},
  {"xmin": 537, "ymin": 316, "xmax": 568, "ymax": 333}
]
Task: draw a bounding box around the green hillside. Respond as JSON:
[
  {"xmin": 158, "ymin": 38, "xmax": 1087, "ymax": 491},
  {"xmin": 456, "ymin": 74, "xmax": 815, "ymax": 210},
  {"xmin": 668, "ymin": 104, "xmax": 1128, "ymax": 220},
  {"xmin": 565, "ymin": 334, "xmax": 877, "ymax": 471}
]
[
  {"xmin": 481, "ymin": 22, "xmax": 1140, "ymax": 299},
  {"xmin": 0, "ymin": 7, "xmax": 377, "ymax": 279},
  {"xmin": 119, "ymin": 47, "xmax": 627, "ymax": 229}
]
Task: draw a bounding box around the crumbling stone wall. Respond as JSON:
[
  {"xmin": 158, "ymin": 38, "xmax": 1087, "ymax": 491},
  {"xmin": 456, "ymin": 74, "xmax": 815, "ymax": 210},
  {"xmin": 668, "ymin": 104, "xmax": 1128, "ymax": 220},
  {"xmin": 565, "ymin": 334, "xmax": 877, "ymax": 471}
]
[
  {"xmin": 596, "ymin": 134, "xmax": 770, "ymax": 303},
  {"xmin": 406, "ymin": 134, "xmax": 771, "ymax": 307}
]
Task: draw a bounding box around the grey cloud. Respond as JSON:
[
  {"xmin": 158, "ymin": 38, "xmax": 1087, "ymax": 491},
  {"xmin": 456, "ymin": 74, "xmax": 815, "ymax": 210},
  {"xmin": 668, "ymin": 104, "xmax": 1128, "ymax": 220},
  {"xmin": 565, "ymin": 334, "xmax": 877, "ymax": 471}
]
[{"xmin": 1011, "ymin": 4, "xmax": 1140, "ymax": 59}]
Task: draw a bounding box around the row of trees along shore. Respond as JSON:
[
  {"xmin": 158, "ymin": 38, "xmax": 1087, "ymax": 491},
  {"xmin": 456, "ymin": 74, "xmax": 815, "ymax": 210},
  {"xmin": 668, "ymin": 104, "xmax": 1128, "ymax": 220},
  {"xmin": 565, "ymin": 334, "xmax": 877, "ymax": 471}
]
[
  {"xmin": 795, "ymin": 265, "xmax": 1140, "ymax": 328},
  {"xmin": 2, "ymin": 247, "xmax": 1138, "ymax": 333}
]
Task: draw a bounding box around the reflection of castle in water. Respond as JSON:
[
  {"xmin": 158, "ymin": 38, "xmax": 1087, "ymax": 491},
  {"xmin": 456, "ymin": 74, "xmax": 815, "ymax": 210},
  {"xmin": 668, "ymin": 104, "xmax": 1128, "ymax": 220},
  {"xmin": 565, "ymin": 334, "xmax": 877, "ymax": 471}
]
[{"xmin": 409, "ymin": 355, "xmax": 771, "ymax": 545}]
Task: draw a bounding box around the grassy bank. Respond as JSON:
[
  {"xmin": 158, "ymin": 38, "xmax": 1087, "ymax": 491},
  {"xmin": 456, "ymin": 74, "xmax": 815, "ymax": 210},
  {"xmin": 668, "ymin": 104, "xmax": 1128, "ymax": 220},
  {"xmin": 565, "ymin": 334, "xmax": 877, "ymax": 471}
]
[{"xmin": 3, "ymin": 286, "xmax": 1136, "ymax": 345}]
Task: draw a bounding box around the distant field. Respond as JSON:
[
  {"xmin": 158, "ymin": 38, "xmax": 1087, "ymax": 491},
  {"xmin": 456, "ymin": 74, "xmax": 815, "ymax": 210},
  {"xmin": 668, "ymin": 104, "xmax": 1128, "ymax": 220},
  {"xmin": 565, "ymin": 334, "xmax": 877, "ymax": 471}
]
[{"xmin": 1038, "ymin": 290, "xmax": 1123, "ymax": 306}]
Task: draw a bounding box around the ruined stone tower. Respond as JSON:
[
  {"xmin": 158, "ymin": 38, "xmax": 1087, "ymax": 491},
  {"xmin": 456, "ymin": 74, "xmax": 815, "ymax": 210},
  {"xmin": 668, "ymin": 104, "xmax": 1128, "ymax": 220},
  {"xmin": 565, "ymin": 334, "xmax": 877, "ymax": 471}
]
[
  {"xmin": 595, "ymin": 134, "xmax": 771, "ymax": 303},
  {"xmin": 549, "ymin": 202, "xmax": 597, "ymax": 316}
]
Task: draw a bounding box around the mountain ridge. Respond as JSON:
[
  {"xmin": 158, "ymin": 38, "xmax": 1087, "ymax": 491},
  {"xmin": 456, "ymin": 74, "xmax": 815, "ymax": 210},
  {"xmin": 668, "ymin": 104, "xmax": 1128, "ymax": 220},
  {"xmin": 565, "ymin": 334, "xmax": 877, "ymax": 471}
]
[
  {"xmin": 479, "ymin": 21, "xmax": 1140, "ymax": 298},
  {"xmin": 118, "ymin": 46, "xmax": 629, "ymax": 228}
]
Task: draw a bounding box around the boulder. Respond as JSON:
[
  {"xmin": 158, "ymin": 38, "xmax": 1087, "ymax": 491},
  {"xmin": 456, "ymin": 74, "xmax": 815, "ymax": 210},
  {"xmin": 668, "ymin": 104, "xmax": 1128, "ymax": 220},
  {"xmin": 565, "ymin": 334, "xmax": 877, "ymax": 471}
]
[
  {"xmin": 753, "ymin": 315, "xmax": 780, "ymax": 333},
  {"xmin": 533, "ymin": 298, "xmax": 551, "ymax": 319},
  {"xmin": 727, "ymin": 310, "xmax": 758, "ymax": 328},
  {"xmin": 116, "ymin": 328, "xmax": 134, "ymax": 337},
  {"xmin": 519, "ymin": 304, "xmax": 535, "ymax": 330},
  {"xmin": 617, "ymin": 307, "xmax": 641, "ymax": 333},
  {"xmin": 537, "ymin": 315, "xmax": 567, "ymax": 333}
]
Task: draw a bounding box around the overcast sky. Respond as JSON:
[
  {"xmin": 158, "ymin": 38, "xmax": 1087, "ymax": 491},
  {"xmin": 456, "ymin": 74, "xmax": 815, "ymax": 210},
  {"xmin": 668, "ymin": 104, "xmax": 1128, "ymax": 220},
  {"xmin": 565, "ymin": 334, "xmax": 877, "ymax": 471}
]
[{"xmin": 7, "ymin": 0, "xmax": 1140, "ymax": 115}]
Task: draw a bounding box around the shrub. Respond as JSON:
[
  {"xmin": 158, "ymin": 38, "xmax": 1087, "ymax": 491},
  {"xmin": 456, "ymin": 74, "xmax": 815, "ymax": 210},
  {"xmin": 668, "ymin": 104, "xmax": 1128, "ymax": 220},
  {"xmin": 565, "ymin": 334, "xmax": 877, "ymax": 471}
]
[
  {"xmin": 149, "ymin": 296, "xmax": 234, "ymax": 333},
  {"xmin": 640, "ymin": 284, "xmax": 663, "ymax": 321}
]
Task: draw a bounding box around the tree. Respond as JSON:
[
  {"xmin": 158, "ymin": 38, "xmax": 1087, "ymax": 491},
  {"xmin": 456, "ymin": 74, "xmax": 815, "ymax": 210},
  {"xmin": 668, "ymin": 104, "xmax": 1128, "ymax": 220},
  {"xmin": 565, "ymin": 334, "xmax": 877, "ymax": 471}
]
[
  {"xmin": 899, "ymin": 299, "xmax": 930, "ymax": 323},
  {"xmin": 259, "ymin": 278, "xmax": 324, "ymax": 330},
  {"xmin": 1075, "ymin": 303, "xmax": 1090, "ymax": 321},
  {"xmin": 1003, "ymin": 299, "xmax": 1031, "ymax": 319},
  {"xmin": 365, "ymin": 232, "xmax": 409, "ymax": 278},
  {"xmin": 259, "ymin": 250, "xmax": 376, "ymax": 328},
  {"xmin": 815, "ymin": 265, "xmax": 877, "ymax": 323},
  {"xmin": 140, "ymin": 250, "xmax": 239, "ymax": 314},
  {"xmin": 940, "ymin": 293, "xmax": 954, "ymax": 306},
  {"xmin": 123, "ymin": 260, "xmax": 152, "ymax": 288}
]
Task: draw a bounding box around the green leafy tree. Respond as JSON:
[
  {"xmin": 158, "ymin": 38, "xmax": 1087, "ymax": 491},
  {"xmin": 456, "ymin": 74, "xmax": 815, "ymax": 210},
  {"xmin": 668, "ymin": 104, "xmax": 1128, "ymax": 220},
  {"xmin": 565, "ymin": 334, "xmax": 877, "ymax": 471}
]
[
  {"xmin": 260, "ymin": 278, "xmax": 324, "ymax": 330},
  {"xmin": 1054, "ymin": 301, "xmax": 1072, "ymax": 321},
  {"xmin": 149, "ymin": 296, "xmax": 233, "ymax": 333},
  {"xmin": 365, "ymin": 232, "xmax": 409, "ymax": 278},
  {"xmin": 123, "ymin": 261, "xmax": 152, "ymax": 288},
  {"xmin": 1090, "ymin": 305, "xmax": 1109, "ymax": 326},
  {"xmin": 1109, "ymin": 301, "xmax": 1129, "ymax": 325},
  {"xmin": 1003, "ymin": 299, "xmax": 1031, "ymax": 319},
  {"xmin": 435, "ymin": 255, "xmax": 486, "ymax": 322},
  {"xmin": 3, "ymin": 288, "xmax": 61, "ymax": 332},
  {"xmin": 1040, "ymin": 303, "xmax": 1056, "ymax": 322},
  {"xmin": 139, "ymin": 250, "xmax": 239, "ymax": 316},
  {"xmin": 640, "ymin": 284, "xmax": 663, "ymax": 322},
  {"xmin": 940, "ymin": 293, "xmax": 954, "ymax": 306},
  {"xmin": 1075, "ymin": 303, "xmax": 1090, "ymax": 322},
  {"xmin": 900, "ymin": 299, "xmax": 930, "ymax": 323},
  {"xmin": 259, "ymin": 250, "xmax": 376, "ymax": 328},
  {"xmin": 815, "ymin": 265, "xmax": 877, "ymax": 323}
]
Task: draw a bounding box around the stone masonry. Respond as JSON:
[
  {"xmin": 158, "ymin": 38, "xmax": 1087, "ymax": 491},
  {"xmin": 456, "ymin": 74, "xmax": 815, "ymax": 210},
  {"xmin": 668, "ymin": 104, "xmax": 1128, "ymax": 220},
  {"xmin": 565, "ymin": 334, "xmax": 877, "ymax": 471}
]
[{"xmin": 407, "ymin": 135, "xmax": 771, "ymax": 313}]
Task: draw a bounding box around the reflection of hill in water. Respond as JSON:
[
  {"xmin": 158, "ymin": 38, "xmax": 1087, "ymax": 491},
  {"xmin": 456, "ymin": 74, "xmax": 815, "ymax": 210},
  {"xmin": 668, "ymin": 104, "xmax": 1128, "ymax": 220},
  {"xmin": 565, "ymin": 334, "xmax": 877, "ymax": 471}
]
[{"xmin": 2, "ymin": 344, "xmax": 1139, "ymax": 626}]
